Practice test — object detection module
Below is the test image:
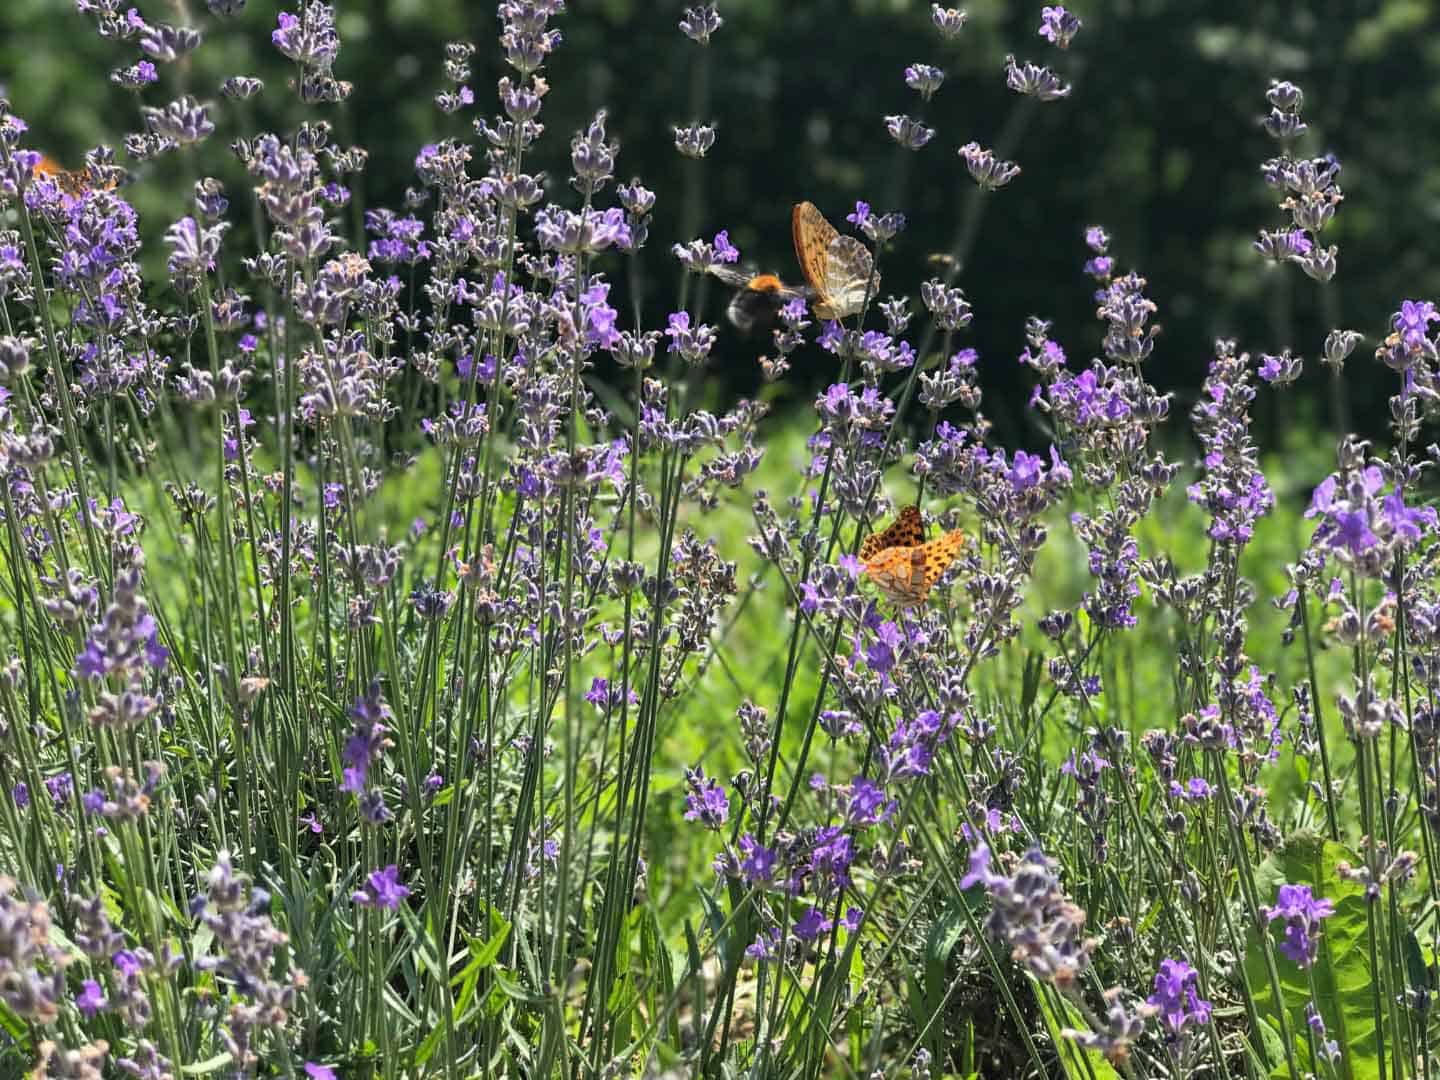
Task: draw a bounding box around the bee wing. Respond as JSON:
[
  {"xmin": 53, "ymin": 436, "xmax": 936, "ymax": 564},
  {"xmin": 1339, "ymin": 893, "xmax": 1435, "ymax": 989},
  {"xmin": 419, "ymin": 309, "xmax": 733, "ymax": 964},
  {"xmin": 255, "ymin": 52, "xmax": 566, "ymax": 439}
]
[{"xmin": 707, "ymin": 264, "xmax": 756, "ymax": 288}]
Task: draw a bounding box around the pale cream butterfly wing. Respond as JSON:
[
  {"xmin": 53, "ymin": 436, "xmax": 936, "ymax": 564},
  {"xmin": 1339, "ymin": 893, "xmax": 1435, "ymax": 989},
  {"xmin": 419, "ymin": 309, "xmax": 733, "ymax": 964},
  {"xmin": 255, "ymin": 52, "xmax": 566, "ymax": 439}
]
[{"xmin": 820, "ymin": 234, "xmax": 876, "ymax": 320}]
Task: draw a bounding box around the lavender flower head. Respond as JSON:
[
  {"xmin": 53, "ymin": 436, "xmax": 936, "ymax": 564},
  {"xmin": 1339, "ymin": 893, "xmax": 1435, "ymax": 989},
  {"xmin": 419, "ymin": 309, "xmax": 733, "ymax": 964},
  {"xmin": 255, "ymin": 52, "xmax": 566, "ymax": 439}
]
[
  {"xmin": 962, "ymin": 843, "xmax": 1095, "ymax": 988},
  {"xmin": 1263, "ymin": 883, "xmax": 1334, "ymax": 968},
  {"xmin": 958, "ymin": 142, "xmax": 1021, "ymax": 191},
  {"xmin": 1147, "ymin": 958, "xmax": 1212, "ymax": 1051},
  {"xmin": 1039, "ymin": 5, "xmax": 1082, "ymax": 48}
]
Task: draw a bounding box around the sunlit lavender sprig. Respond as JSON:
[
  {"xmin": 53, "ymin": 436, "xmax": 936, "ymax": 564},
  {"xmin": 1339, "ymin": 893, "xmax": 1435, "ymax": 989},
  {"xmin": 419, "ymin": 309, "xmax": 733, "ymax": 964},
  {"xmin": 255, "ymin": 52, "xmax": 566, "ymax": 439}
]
[
  {"xmin": 1254, "ymin": 81, "xmax": 1341, "ymax": 283},
  {"xmin": 192, "ymin": 855, "xmax": 307, "ymax": 1074},
  {"xmin": 962, "ymin": 843, "xmax": 1095, "ymax": 989},
  {"xmin": 930, "ymin": 5, "xmax": 968, "ymax": 39},
  {"xmin": 1146, "ymin": 958, "xmax": 1212, "ymax": 1071},
  {"xmin": 958, "ymin": 142, "xmax": 1020, "ymax": 191},
  {"xmin": 1039, "ymin": 6, "xmax": 1082, "ymax": 49},
  {"xmin": 679, "ymin": 4, "xmax": 722, "ymax": 45}
]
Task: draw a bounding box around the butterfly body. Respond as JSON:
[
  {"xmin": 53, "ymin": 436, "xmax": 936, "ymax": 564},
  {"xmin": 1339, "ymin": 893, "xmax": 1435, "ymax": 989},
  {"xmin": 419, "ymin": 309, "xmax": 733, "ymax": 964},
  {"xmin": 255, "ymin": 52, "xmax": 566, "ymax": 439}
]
[
  {"xmin": 791, "ymin": 201, "xmax": 878, "ymax": 321},
  {"xmin": 859, "ymin": 505, "xmax": 964, "ymax": 608}
]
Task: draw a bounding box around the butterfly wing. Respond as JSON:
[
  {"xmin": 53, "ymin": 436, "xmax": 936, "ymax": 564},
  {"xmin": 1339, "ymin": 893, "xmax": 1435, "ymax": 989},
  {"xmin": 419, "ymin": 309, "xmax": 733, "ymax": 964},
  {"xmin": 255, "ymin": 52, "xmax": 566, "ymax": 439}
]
[
  {"xmin": 822, "ymin": 234, "xmax": 877, "ymax": 320},
  {"xmin": 32, "ymin": 154, "xmax": 65, "ymax": 180},
  {"xmin": 32, "ymin": 154, "xmax": 119, "ymax": 196},
  {"xmin": 33, "ymin": 155, "xmax": 83, "ymax": 195},
  {"xmin": 862, "ymin": 545, "xmax": 922, "ymax": 606},
  {"xmin": 859, "ymin": 505, "xmax": 924, "ymax": 562},
  {"xmin": 921, "ymin": 529, "xmax": 966, "ymax": 589},
  {"xmin": 861, "ymin": 526, "xmax": 964, "ymax": 607},
  {"xmin": 792, "ymin": 201, "xmax": 840, "ymax": 311}
]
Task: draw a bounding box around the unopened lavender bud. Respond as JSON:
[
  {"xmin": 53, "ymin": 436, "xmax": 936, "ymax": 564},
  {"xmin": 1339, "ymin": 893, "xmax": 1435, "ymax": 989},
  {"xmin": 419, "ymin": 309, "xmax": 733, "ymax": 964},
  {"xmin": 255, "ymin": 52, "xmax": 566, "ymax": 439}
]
[
  {"xmin": 1262, "ymin": 108, "xmax": 1307, "ymax": 140},
  {"xmin": 958, "ymin": 142, "xmax": 1020, "ymax": 191},
  {"xmin": 885, "ymin": 115, "xmax": 934, "ymax": 150},
  {"xmin": 679, "ymin": 4, "xmax": 722, "ymax": 44},
  {"xmin": 931, "ymin": 4, "xmax": 967, "ymax": 38},
  {"xmin": 1004, "ymin": 55, "xmax": 1070, "ymax": 101},
  {"xmin": 674, "ymin": 124, "xmax": 716, "ymax": 159},
  {"xmin": 0, "ymin": 335, "xmax": 30, "ymax": 382},
  {"xmin": 1322, "ymin": 328, "xmax": 1362, "ymax": 370},
  {"xmin": 1266, "ymin": 80, "xmax": 1304, "ymax": 113}
]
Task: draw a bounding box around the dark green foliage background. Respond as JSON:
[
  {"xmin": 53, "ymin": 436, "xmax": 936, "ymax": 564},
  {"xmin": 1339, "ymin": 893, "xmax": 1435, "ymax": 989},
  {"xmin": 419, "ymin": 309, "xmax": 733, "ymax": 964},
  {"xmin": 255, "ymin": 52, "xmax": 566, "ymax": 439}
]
[{"xmin": 3, "ymin": 0, "xmax": 1436, "ymax": 446}]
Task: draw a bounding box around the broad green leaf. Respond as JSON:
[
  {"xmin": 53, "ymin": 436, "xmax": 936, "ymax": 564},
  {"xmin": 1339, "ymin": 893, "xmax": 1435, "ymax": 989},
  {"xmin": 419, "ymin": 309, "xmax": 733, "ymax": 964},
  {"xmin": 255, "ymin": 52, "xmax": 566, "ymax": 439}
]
[
  {"xmin": 464, "ymin": 907, "xmax": 512, "ymax": 974},
  {"xmin": 1402, "ymin": 929, "xmax": 1433, "ymax": 994},
  {"xmin": 922, "ymin": 904, "xmax": 968, "ymax": 1059},
  {"xmin": 0, "ymin": 998, "xmax": 29, "ymax": 1043}
]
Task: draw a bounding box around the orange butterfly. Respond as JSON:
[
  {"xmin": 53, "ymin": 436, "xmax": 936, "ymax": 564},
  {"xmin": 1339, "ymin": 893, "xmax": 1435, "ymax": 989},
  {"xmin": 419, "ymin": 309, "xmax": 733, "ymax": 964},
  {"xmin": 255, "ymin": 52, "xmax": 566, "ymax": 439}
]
[
  {"xmin": 32, "ymin": 153, "xmax": 119, "ymax": 196},
  {"xmin": 859, "ymin": 505, "xmax": 964, "ymax": 608},
  {"xmin": 791, "ymin": 201, "xmax": 878, "ymax": 321},
  {"xmin": 707, "ymin": 265, "xmax": 812, "ymax": 335}
]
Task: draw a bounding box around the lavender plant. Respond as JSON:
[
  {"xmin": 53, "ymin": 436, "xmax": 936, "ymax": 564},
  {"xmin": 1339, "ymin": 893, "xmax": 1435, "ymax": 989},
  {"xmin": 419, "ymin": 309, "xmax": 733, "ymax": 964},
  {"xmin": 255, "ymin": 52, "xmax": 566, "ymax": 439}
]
[{"xmin": 0, "ymin": 2, "xmax": 1435, "ymax": 1078}]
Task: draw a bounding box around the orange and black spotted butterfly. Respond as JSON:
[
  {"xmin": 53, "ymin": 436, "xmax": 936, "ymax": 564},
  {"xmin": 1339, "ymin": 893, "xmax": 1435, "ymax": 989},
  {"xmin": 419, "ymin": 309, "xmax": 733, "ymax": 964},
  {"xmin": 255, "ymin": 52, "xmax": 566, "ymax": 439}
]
[
  {"xmin": 32, "ymin": 153, "xmax": 121, "ymax": 196},
  {"xmin": 791, "ymin": 201, "xmax": 878, "ymax": 321},
  {"xmin": 859, "ymin": 505, "xmax": 965, "ymax": 608},
  {"xmin": 707, "ymin": 265, "xmax": 812, "ymax": 335},
  {"xmin": 859, "ymin": 505, "xmax": 925, "ymax": 561}
]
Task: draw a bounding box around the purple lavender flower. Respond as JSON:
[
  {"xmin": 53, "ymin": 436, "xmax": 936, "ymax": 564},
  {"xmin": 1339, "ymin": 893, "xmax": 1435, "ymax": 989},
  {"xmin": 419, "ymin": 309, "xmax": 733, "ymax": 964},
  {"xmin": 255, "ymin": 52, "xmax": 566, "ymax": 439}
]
[
  {"xmin": 164, "ymin": 216, "xmax": 225, "ymax": 290},
  {"xmin": 663, "ymin": 311, "xmax": 718, "ymax": 365},
  {"xmin": 1305, "ymin": 1002, "xmax": 1342, "ymax": 1064},
  {"xmin": 674, "ymin": 124, "xmax": 716, "ymax": 159},
  {"xmin": 221, "ymin": 75, "xmax": 264, "ymax": 99},
  {"xmin": 905, "ymin": 63, "xmax": 945, "ymax": 101},
  {"xmin": 738, "ymin": 835, "xmax": 778, "ymax": 885},
  {"xmin": 1004, "ymin": 55, "xmax": 1071, "ymax": 100},
  {"xmin": 679, "ymin": 4, "xmax": 722, "ymax": 44},
  {"xmin": 273, "ymin": 4, "xmax": 340, "ymax": 68},
  {"xmin": 139, "ymin": 21, "xmax": 202, "ymax": 63},
  {"xmin": 1393, "ymin": 299, "xmax": 1438, "ymax": 351},
  {"xmin": 1147, "ymin": 959, "xmax": 1212, "ymax": 1046},
  {"xmin": 1039, "ymin": 5, "xmax": 1082, "ymax": 48},
  {"xmin": 885, "ymin": 115, "xmax": 935, "ymax": 150},
  {"xmin": 534, "ymin": 206, "xmax": 630, "ymax": 254},
  {"xmin": 45, "ymin": 775, "xmax": 73, "ymax": 806},
  {"xmin": 1304, "ymin": 454, "xmax": 1435, "ymax": 573},
  {"xmin": 352, "ymin": 865, "xmax": 411, "ymax": 910},
  {"xmin": 931, "ymin": 4, "xmax": 968, "ymax": 38},
  {"xmin": 963, "ymin": 843, "xmax": 1095, "ymax": 988},
  {"xmin": 793, "ymin": 907, "xmax": 833, "ymax": 941},
  {"xmin": 111, "ymin": 60, "xmax": 159, "ymax": 90},
  {"xmin": 958, "ymin": 142, "xmax": 1021, "ymax": 191},
  {"xmin": 1264, "ymin": 883, "xmax": 1334, "ymax": 968},
  {"xmin": 338, "ymin": 680, "xmax": 393, "ymax": 814},
  {"xmin": 140, "ymin": 95, "xmax": 215, "ymax": 146},
  {"xmin": 1257, "ymin": 349, "xmax": 1302, "ymax": 386},
  {"xmin": 682, "ymin": 767, "xmax": 730, "ymax": 829},
  {"xmin": 76, "ymin": 978, "xmax": 107, "ymax": 1018}
]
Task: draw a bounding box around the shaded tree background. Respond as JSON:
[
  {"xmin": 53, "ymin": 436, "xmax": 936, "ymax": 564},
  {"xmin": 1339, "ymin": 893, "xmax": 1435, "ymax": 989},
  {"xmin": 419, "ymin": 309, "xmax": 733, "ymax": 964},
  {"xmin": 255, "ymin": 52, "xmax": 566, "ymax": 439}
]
[{"xmin": 3, "ymin": 0, "xmax": 1437, "ymax": 449}]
